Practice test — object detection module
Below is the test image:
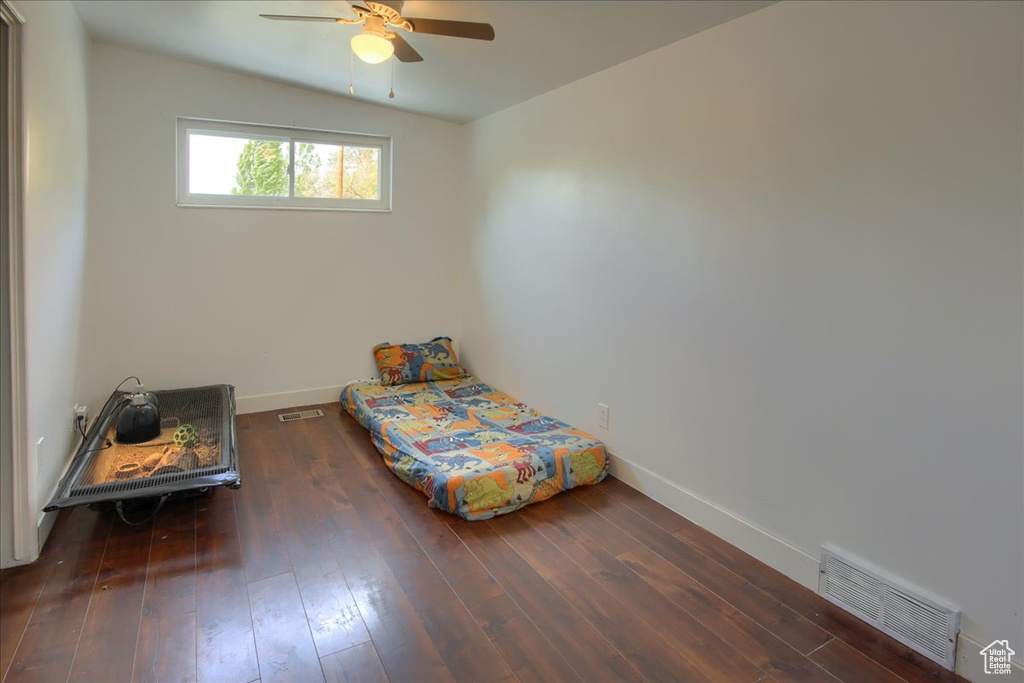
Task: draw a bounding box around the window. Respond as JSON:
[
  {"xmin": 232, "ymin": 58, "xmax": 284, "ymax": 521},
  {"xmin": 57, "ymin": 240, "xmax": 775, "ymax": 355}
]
[{"xmin": 176, "ymin": 118, "xmax": 391, "ymax": 211}]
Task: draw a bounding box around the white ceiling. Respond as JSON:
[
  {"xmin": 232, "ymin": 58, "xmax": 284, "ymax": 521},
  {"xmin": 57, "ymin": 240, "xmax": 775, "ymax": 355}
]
[{"xmin": 72, "ymin": 0, "xmax": 773, "ymax": 123}]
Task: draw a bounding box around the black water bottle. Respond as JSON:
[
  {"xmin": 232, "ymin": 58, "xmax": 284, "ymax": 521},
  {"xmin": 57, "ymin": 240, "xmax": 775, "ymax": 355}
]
[{"xmin": 115, "ymin": 392, "xmax": 161, "ymax": 444}]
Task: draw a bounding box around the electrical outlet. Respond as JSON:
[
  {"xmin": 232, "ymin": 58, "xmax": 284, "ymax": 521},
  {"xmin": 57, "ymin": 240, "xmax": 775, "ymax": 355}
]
[
  {"xmin": 598, "ymin": 403, "xmax": 610, "ymax": 430},
  {"xmin": 73, "ymin": 404, "xmax": 89, "ymax": 433}
]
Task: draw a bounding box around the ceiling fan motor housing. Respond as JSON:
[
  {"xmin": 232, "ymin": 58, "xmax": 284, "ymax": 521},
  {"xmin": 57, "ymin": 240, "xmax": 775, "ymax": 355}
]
[
  {"xmin": 365, "ymin": 1, "xmax": 404, "ymax": 25},
  {"xmin": 363, "ymin": 14, "xmax": 389, "ymax": 37}
]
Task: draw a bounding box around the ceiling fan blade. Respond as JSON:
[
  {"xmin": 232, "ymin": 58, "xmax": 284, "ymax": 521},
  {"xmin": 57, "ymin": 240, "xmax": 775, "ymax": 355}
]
[
  {"xmin": 390, "ymin": 33, "xmax": 423, "ymax": 62},
  {"xmin": 404, "ymin": 17, "xmax": 495, "ymax": 41},
  {"xmin": 260, "ymin": 14, "xmax": 353, "ymax": 23}
]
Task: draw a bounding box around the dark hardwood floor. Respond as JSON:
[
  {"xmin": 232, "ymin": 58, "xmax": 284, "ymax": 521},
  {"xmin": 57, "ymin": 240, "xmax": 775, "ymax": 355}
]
[{"xmin": 1, "ymin": 403, "xmax": 966, "ymax": 683}]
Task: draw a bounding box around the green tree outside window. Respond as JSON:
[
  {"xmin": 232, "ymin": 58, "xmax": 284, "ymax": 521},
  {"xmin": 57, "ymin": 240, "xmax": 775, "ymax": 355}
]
[{"xmin": 233, "ymin": 139, "xmax": 288, "ymax": 196}]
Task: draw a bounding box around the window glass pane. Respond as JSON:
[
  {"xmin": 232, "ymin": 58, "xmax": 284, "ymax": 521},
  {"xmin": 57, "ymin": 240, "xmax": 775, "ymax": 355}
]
[
  {"xmin": 343, "ymin": 145, "xmax": 381, "ymax": 200},
  {"xmin": 188, "ymin": 132, "xmax": 290, "ymax": 197},
  {"xmin": 294, "ymin": 141, "xmax": 380, "ymax": 200}
]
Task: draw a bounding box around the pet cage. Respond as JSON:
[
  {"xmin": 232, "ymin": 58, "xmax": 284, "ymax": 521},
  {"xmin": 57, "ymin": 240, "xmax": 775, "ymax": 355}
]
[{"xmin": 45, "ymin": 384, "xmax": 240, "ymax": 515}]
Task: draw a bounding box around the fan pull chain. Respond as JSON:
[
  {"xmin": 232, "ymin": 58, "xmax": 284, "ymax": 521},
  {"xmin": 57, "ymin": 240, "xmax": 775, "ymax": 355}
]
[
  {"xmin": 389, "ymin": 56, "xmax": 395, "ymax": 99},
  {"xmin": 349, "ymin": 50, "xmax": 355, "ymax": 95}
]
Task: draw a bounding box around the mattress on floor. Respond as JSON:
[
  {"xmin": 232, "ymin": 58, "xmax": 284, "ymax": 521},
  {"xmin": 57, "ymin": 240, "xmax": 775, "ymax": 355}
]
[{"xmin": 341, "ymin": 376, "xmax": 609, "ymax": 520}]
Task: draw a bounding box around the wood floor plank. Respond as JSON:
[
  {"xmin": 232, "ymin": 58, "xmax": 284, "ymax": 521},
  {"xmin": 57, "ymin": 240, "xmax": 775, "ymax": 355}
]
[
  {"xmin": 551, "ymin": 570, "xmax": 713, "ymax": 682},
  {"xmin": 289, "ymin": 414, "xmax": 353, "ymax": 516},
  {"xmin": 809, "ymin": 638, "xmax": 906, "ymax": 683},
  {"xmin": 68, "ymin": 514, "xmax": 154, "ymax": 683},
  {"xmin": 133, "ymin": 499, "xmax": 198, "ymax": 683},
  {"xmin": 450, "ymin": 518, "xmax": 646, "ymax": 683},
  {"xmin": 195, "ymin": 488, "xmax": 259, "ymax": 683},
  {"xmin": 493, "ymin": 512, "xmax": 729, "ymax": 682},
  {"xmin": 3, "ymin": 507, "xmax": 113, "ymax": 683},
  {"xmin": 0, "ymin": 556, "xmax": 54, "ymax": 680},
  {"xmin": 321, "ymin": 404, "xmax": 362, "ymax": 435},
  {"xmin": 135, "ymin": 612, "xmax": 197, "ymax": 683},
  {"xmin": 260, "ymin": 412, "xmax": 453, "ymax": 683},
  {"xmin": 571, "ymin": 485, "xmax": 833, "ymax": 655},
  {"xmin": 470, "ymin": 593, "xmax": 587, "ymax": 683},
  {"xmin": 535, "ymin": 484, "xmax": 647, "ymax": 557},
  {"xmin": 513, "ymin": 505, "xmax": 768, "ymax": 682},
  {"xmin": 599, "ymin": 476, "xmax": 691, "ymax": 533},
  {"xmin": 248, "ymin": 571, "xmax": 325, "ymax": 683},
  {"xmin": 326, "ymin": 411, "xmax": 385, "ymax": 473},
  {"xmin": 313, "ymin": 420, "xmax": 516, "ymax": 683},
  {"xmin": 367, "ymin": 473, "xmax": 506, "ymax": 609},
  {"xmin": 233, "ymin": 414, "xmax": 293, "ymax": 584},
  {"xmin": 328, "ymin": 510, "xmax": 455, "ymax": 683},
  {"xmin": 271, "ymin": 419, "xmax": 370, "ymax": 657},
  {"xmin": 313, "ymin": 417, "xmax": 455, "ymax": 682},
  {"xmin": 615, "ymin": 544, "xmax": 839, "ymax": 682},
  {"xmin": 320, "ymin": 642, "xmax": 389, "ymax": 683}
]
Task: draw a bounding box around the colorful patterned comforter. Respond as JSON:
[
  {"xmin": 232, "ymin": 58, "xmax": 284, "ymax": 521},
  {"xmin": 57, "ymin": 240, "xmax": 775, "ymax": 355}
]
[{"xmin": 341, "ymin": 377, "xmax": 609, "ymax": 520}]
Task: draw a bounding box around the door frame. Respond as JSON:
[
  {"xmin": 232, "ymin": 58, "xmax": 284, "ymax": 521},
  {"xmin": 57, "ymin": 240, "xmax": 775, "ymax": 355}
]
[{"xmin": 0, "ymin": 0, "xmax": 32, "ymax": 564}]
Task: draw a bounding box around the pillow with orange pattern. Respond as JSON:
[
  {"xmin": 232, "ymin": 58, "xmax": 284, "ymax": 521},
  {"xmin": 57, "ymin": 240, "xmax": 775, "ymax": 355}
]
[{"xmin": 373, "ymin": 337, "xmax": 469, "ymax": 386}]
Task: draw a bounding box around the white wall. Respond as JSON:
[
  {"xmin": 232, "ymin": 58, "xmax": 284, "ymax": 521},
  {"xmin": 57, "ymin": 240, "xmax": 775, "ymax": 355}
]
[
  {"xmin": 1, "ymin": 0, "xmax": 90, "ymax": 566},
  {"xmin": 461, "ymin": 0, "xmax": 1023, "ymax": 661},
  {"xmin": 78, "ymin": 44, "xmax": 465, "ymax": 412}
]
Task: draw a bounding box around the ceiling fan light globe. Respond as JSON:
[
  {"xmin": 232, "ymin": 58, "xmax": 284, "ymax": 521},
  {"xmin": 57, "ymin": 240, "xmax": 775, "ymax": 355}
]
[{"xmin": 351, "ymin": 33, "xmax": 394, "ymax": 64}]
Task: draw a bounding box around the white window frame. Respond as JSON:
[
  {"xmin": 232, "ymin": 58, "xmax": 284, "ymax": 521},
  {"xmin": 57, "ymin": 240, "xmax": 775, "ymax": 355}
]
[{"xmin": 176, "ymin": 117, "xmax": 392, "ymax": 212}]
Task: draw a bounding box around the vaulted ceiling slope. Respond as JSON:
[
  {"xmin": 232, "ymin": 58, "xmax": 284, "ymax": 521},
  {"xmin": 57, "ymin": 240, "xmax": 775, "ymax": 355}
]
[{"xmin": 72, "ymin": 0, "xmax": 773, "ymax": 123}]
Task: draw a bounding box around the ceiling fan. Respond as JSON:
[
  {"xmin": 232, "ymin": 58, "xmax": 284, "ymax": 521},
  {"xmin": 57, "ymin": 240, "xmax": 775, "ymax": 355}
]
[{"xmin": 260, "ymin": 1, "xmax": 495, "ymax": 65}]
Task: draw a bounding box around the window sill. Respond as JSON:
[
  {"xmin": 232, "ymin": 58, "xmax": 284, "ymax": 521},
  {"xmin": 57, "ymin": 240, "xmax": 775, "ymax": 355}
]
[{"xmin": 175, "ymin": 201, "xmax": 392, "ymax": 213}]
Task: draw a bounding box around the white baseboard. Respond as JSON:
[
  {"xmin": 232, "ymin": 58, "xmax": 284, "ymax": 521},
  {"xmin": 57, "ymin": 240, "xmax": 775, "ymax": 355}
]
[
  {"xmin": 34, "ymin": 441, "xmax": 79, "ymax": 557},
  {"xmin": 957, "ymin": 632, "xmax": 1024, "ymax": 682},
  {"xmin": 235, "ymin": 385, "xmax": 346, "ymax": 415},
  {"xmin": 607, "ymin": 451, "xmax": 820, "ymax": 591},
  {"xmin": 37, "ymin": 509, "xmax": 58, "ymax": 550}
]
